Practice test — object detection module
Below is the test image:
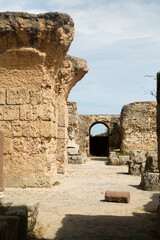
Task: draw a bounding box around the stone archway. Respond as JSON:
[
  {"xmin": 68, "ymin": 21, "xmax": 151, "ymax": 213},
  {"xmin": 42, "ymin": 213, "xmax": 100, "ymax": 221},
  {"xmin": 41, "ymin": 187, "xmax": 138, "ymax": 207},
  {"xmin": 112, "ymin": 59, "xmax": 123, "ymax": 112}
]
[
  {"xmin": 78, "ymin": 115, "xmax": 121, "ymax": 156},
  {"xmin": 89, "ymin": 122, "xmax": 109, "ymax": 157}
]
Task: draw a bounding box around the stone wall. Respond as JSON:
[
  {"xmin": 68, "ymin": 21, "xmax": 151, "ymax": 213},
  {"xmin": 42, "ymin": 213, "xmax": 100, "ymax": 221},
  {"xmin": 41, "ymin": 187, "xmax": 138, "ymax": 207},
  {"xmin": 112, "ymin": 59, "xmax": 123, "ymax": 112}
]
[
  {"xmin": 78, "ymin": 115, "xmax": 120, "ymax": 155},
  {"xmin": 120, "ymin": 101, "xmax": 157, "ymax": 152},
  {"xmin": 0, "ymin": 12, "xmax": 88, "ymax": 187},
  {"xmin": 0, "ymin": 132, "xmax": 4, "ymax": 193},
  {"xmin": 157, "ymin": 72, "xmax": 160, "ymax": 237}
]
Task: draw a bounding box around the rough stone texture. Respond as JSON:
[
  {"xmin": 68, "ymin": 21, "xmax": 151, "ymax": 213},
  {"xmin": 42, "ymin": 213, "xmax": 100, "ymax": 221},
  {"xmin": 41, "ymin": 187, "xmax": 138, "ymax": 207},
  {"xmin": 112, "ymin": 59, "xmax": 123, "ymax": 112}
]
[
  {"xmin": 67, "ymin": 140, "xmax": 79, "ymax": 155},
  {"xmin": 120, "ymin": 101, "xmax": 157, "ymax": 152},
  {"xmin": 78, "ymin": 115, "xmax": 120, "ymax": 155},
  {"xmin": 156, "ymin": 72, "xmax": 160, "ymax": 238},
  {"xmin": 0, "ymin": 201, "xmax": 39, "ymax": 238},
  {"xmin": 0, "ymin": 132, "xmax": 4, "ymax": 193},
  {"xmin": 118, "ymin": 155, "xmax": 130, "ymax": 165},
  {"xmin": 105, "ymin": 191, "xmax": 130, "ymax": 203},
  {"xmin": 0, "ymin": 12, "xmax": 88, "ymax": 187},
  {"xmin": 68, "ymin": 156, "xmax": 84, "ymax": 164},
  {"xmin": 140, "ymin": 151, "xmax": 160, "ymax": 191},
  {"xmin": 128, "ymin": 150, "xmax": 146, "ymax": 176},
  {"xmin": 140, "ymin": 172, "xmax": 160, "ymax": 191},
  {"xmin": 67, "ymin": 102, "xmax": 79, "ymax": 141},
  {"xmin": 145, "ymin": 151, "xmax": 158, "ymax": 173},
  {"xmin": 108, "ymin": 152, "xmax": 119, "ymax": 165}
]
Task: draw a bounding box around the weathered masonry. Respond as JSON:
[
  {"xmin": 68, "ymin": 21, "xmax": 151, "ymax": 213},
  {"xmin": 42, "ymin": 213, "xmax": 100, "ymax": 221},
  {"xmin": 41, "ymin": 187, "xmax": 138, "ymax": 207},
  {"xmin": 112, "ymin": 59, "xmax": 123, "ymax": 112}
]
[
  {"xmin": 156, "ymin": 72, "xmax": 160, "ymax": 236},
  {"xmin": 0, "ymin": 12, "xmax": 88, "ymax": 187},
  {"xmin": 67, "ymin": 101, "xmax": 157, "ymax": 157},
  {"xmin": 78, "ymin": 114, "xmax": 121, "ymax": 155},
  {"xmin": 120, "ymin": 101, "xmax": 157, "ymax": 152}
]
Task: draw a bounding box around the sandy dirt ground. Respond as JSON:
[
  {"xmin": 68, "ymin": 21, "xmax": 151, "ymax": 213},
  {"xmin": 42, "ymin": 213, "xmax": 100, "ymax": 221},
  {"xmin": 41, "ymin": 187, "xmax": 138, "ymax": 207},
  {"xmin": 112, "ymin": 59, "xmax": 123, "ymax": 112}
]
[{"xmin": 3, "ymin": 158, "xmax": 160, "ymax": 240}]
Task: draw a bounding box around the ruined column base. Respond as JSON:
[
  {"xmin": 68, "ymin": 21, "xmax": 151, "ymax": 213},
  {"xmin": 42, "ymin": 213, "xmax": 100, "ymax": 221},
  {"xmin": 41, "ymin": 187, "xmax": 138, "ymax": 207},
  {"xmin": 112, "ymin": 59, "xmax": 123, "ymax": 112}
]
[{"xmin": 140, "ymin": 171, "xmax": 160, "ymax": 191}]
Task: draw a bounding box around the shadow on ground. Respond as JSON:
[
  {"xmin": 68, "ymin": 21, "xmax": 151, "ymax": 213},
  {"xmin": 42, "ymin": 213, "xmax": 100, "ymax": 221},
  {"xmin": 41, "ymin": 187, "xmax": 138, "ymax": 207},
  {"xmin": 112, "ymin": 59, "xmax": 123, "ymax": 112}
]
[
  {"xmin": 29, "ymin": 194, "xmax": 159, "ymax": 240},
  {"xmin": 91, "ymin": 157, "xmax": 109, "ymax": 162}
]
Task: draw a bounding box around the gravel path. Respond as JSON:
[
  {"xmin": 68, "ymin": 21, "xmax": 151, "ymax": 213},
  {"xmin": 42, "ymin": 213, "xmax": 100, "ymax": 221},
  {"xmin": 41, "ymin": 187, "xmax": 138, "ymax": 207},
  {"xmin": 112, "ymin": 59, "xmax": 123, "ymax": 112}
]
[{"xmin": 3, "ymin": 158, "xmax": 160, "ymax": 239}]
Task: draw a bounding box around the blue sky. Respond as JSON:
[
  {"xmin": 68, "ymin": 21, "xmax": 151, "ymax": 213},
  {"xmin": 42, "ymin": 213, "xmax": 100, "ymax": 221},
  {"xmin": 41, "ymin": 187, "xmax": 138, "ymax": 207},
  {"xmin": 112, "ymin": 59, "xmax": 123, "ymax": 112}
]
[{"xmin": 0, "ymin": 0, "xmax": 159, "ymax": 115}]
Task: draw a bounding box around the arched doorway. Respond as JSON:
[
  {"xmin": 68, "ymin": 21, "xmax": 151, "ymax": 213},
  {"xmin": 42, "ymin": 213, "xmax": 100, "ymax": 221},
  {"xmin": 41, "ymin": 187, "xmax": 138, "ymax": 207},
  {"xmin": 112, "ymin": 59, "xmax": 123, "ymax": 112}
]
[{"xmin": 89, "ymin": 123, "xmax": 109, "ymax": 157}]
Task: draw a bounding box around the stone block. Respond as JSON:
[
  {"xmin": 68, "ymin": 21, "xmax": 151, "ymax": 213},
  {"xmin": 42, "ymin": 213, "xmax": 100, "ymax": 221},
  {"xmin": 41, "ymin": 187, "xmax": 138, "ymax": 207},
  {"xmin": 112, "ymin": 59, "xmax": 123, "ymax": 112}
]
[
  {"xmin": 3, "ymin": 106, "xmax": 19, "ymax": 121},
  {"xmin": 5, "ymin": 206, "xmax": 28, "ymax": 240},
  {"xmin": 7, "ymin": 89, "xmax": 30, "ymax": 105},
  {"xmin": 0, "ymin": 121, "xmax": 12, "ymax": 137},
  {"xmin": 68, "ymin": 155, "xmax": 84, "ymax": 164},
  {"xmin": 12, "ymin": 121, "xmax": 39, "ymax": 138},
  {"xmin": 130, "ymin": 150, "xmax": 146, "ymax": 164},
  {"xmin": 140, "ymin": 172, "xmax": 160, "ymax": 191},
  {"xmin": 108, "ymin": 157, "xmax": 119, "ymax": 165},
  {"xmin": 0, "ymin": 215, "xmax": 20, "ymax": 240},
  {"xmin": 118, "ymin": 155, "xmax": 129, "ymax": 165},
  {"xmin": 67, "ymin": 140, "xmax": 79, "ymax": 155},
  {"xmin": 39, "ymin": 121, "xmax": 55, "ymax": 138},
  {"xmin": 30, "ymin": 91, "xmax": 42, "ymax": 105},
  {"xmin": 145, "ymin": 151, "xmax": 158, "ymax": 172},
  {"xmin": 0, "ymin": 90, "xmax": 6, "ymax": 104},
  {"xmin": 20, "ymin": 105, "xmax": 33, "ymax": 120},
  {"xmin": 3, "ymin": 138, "xmax": 13, "ymax": 154},
  {"xmin": 81, "ymin": 152, "xmax": 90, "ymax": 163},
  {"xmin": 105, "ymin": 191, "xmax": 130, "ymax": 203},
  {"xmin": 128, "ymin": 161, "xmax": 142, "ymax": 176},
  {"xmin": 27, "ymin": 202, "xmax": 39, "ymax": 233},
  {"xmin": 57, "ymin": 126, "xmax": 67, "ymax": 139},
  {"xmin": 109, "ymin": 151, "xmax": 116, "ymax": 157},
  {"xmin": 33, "ymin": 104, "xmax": 54, "ymax": 121}
]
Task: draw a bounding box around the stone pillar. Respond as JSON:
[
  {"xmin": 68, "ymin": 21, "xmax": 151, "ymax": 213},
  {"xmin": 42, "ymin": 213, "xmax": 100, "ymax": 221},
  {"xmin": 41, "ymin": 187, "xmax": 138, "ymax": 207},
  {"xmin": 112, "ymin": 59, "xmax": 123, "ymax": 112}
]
[
  {"xmin": 157, "ymin": 72, "xmax": 160, "ymax": 237},
  {"xmin": 0, "ymin": 12, "xmax": 88, "ymax": 187},
  {"xmin": 157, "ymin": 72, "xmax": 160, "ymax": 175},
  {"xmin": 0, "ymin": 131, "xmax": 4, "ymax": 195}
]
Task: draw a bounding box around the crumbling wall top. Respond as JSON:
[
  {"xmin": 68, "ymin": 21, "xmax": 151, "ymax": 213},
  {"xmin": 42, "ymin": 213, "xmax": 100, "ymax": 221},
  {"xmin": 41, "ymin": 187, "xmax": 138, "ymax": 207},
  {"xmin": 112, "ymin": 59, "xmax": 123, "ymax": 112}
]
[{"xmin": 0, "ymin": 12, "xmax": 74, "ymax": 67}]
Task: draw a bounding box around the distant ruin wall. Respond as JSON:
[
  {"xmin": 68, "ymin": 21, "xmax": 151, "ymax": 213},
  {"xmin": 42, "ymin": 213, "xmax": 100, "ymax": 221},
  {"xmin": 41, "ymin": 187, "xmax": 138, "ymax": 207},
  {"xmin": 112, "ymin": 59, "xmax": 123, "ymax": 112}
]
[
  {"xmin": 78, "ymin": 115, "xmax": 121, "ymax": 155},
  {"xmin": 0, "ymin": 12, "xmax": 88, "ymax": 187},
  {"xmin": 120, "ymin": 101, "xmax": 157, "ymax": 152}
]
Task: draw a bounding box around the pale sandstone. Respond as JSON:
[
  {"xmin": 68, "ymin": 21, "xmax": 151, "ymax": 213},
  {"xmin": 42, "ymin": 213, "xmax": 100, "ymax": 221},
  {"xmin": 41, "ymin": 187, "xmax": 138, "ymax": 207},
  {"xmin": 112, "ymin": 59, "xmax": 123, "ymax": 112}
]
[
  {"xmin": 78, "ymin": 115, "xmax": 120, "ymax": 155},
  {"xmin": 0, "ymin": 12, "xmax": 88, "ymax": 187},
  {"xmin": 121, "ymin": 102, "xmax": 157, "ymax": 152}
]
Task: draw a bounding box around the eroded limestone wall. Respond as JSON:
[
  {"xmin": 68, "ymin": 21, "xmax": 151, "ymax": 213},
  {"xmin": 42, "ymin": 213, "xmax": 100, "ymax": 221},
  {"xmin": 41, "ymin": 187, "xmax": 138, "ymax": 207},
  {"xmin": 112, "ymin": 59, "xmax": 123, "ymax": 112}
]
[
  {"xmin": 0, "ymin": 12, "xmax": 88, "ymax": 187},
  {"xmin": 120, "ymin": 101, "xmax": 157, "ymax": 152}
]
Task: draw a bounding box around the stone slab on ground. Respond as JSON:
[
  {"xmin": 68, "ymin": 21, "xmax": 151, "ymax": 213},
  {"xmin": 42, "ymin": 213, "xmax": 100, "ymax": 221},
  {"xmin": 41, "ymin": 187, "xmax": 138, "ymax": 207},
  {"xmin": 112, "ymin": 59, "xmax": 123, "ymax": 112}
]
[{"xmin": 105, "ymin": 191, "xmax": 130, "ymax": 203}]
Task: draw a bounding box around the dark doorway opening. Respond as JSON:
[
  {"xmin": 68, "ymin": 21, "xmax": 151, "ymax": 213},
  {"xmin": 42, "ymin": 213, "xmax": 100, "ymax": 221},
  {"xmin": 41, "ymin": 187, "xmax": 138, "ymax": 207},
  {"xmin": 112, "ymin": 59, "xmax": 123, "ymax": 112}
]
[{"xmin": 89, "ymin": 123, "xmax": 109, "ymax": 157}]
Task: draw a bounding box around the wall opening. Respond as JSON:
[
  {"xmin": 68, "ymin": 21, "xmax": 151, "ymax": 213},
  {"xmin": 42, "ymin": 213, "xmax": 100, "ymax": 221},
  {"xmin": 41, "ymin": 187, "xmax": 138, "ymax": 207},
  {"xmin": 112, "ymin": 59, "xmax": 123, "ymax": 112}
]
[{"xmin": 89, "ymin": 123, "xmax": 109, "ymax": 157}]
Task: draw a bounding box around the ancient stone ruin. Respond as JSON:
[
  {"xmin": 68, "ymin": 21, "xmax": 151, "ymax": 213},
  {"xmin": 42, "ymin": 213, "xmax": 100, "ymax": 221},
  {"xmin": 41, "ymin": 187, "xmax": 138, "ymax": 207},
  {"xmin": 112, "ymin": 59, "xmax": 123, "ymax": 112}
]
[
  {"xmin": 0, "ymin": 11, "xmax": 159, "ymax": 239},
  {"xmin": 120, "ymin": 101, "xmax": 157, "ymax": 152},
  {"xmin": 0, "ymin": 12, "xmax": 88, "ymax": 188}
]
